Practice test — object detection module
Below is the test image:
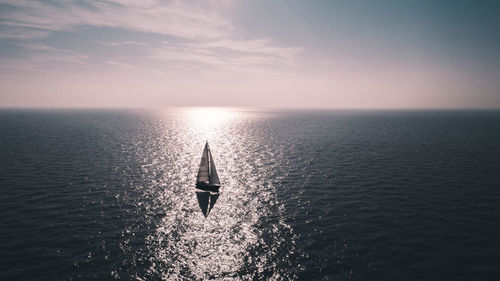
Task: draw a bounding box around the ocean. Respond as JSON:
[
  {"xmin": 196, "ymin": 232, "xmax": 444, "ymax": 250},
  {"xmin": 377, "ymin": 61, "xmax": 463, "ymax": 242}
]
[{"xmin": 1, "ymin": 109, "xmax": 499, "ymax": 280}]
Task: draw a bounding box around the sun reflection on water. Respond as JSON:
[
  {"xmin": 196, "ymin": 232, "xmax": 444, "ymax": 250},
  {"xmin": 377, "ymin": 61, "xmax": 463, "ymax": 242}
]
[
  {"xmin": 183, "ymin": 107, "xmax": 238, "ymax": 141},
  {"xmin": 128, "ymin": 108, "xmax": 299, "ymax": 280}
]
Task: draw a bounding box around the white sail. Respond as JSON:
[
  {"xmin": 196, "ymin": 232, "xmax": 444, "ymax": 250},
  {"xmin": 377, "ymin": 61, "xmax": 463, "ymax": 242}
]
[
  {"xmin": 196, "ymin": 143, "xmax": 209, "ymax": 184},
  {"xmin": 208, "ymin": 148, "xmax": 220, "ymax": 186}
]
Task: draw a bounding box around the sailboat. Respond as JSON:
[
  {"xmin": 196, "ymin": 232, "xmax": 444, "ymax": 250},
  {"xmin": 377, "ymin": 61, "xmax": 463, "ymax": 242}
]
[{"xmin": 195, "ymin": 141, "xmax": 221, "ymax": 192}]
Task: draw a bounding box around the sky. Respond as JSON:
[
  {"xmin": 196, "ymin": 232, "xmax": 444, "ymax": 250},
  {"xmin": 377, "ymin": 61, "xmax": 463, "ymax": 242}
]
[{"xmin": 1, "ymin": 0, "xmax": 499, "ymax": 109}]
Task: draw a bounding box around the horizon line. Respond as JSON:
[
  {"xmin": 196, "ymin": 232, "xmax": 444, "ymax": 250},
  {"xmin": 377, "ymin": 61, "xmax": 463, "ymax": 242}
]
[{"xmin": 1, "ymin": 105, "xmax": 499, "ymax": 111}]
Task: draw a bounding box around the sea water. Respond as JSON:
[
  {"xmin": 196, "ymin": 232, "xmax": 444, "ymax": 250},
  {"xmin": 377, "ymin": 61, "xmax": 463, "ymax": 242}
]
[{"xmin": 1, "ymin": 109, "xmax": 500, "ymax": 280}]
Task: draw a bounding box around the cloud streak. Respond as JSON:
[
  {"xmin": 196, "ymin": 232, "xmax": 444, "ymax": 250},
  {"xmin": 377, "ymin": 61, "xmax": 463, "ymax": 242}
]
[
  {"xmin": 0, "ymin": 0, "xmax": 304, "ymax": 76},
  {"xmin": 1, "ymin": 0, "xmax": 232, "ymax": 40},
  {"xmin": 148, "ymin": 38, "xmax": 302, "ymax": 73}
]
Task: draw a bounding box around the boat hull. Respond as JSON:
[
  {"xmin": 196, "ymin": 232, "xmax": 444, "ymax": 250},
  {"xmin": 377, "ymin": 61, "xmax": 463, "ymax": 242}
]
[{"xmin": 196, "ymin": 182, "xmax": 221, "ymax": 192}]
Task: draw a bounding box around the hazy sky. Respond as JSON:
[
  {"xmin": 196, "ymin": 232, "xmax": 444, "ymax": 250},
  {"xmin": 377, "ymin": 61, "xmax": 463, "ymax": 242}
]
[{"xmin": 1, "ymin": 0, "xmax": 499, "ymax": 108}]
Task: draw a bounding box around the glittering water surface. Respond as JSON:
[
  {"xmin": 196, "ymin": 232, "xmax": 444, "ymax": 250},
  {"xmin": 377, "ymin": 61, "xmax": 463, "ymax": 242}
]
[{"xmin": 1, "ymin": 109, "xmax": 500, "ymax": 280}]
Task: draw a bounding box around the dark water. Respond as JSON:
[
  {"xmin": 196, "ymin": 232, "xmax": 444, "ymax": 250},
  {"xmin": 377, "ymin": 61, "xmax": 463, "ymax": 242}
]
[{"xmin": 1, "ymin": 109, "xmax": 500, "ymax": 280}]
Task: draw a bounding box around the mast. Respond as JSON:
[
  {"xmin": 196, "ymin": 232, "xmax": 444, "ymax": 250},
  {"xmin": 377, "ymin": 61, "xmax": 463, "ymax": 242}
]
[{"xmin": 207, "ymin": 143, "xmax": 211, "ymax": 183}]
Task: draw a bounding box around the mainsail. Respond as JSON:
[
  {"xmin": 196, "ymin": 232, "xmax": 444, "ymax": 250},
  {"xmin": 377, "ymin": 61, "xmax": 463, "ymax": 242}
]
[{"xmin": 196, "ymin": 143, "xmax": 210, "ymax": 184}]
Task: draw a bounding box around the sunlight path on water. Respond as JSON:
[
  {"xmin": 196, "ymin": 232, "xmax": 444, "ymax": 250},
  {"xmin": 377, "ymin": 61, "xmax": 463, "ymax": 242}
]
[{"xmin": 124, "ymin": 108, "xmax": 299, "ymax": 280}]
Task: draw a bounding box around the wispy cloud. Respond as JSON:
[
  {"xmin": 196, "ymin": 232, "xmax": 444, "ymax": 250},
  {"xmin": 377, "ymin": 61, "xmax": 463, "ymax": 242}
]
[
  {"xmin": 0, "ymin": 42, "xmax": 88, "ymax": 76},
  {"xmin": 1, "ymin": 0, "xmax": 232, "ymax": 40},
  {"xmin": 0, "ymin": 0, "xmax": 304, "ymax": 76},
  {"xmin": 0, "ymin": 26, "xmax": 49, "ymax": 39},
  {"xmin": 148, "ymin": 39, "xmax": 302, "ymax": 73},
  {"xmin": 195, "ymin": 39, "xmax": 301, "ymax": 60},
  {"xmin": 106, "ymin": 60, "xmax": 173, "ymax": 77},
  {"xmin": 100, "ymin": 41, "xmax": 149, "ymax": 47},
  {"xmin": 15, "ymin": 43, "xmax": 87, "ymax": 61}
]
